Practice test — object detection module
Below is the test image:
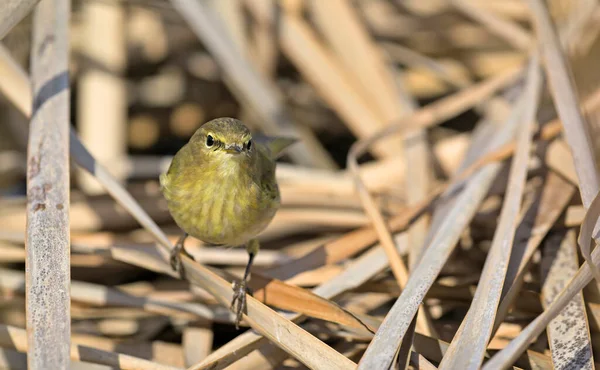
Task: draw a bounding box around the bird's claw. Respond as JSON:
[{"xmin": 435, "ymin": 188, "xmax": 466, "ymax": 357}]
[
  {"xmin": 170, "ymin": 240, "xmax": 192, "ymax": 278},
  {"xmin": 231, "ymin": 279, "xmax": 252, "ymax": 329}
]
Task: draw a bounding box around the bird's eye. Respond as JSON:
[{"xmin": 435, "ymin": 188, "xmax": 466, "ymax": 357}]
[
  {"xmin": 206, "ymin": 135, "xmax": 214, "ymax": 147},
  {"xmin": 246, "ymin": 140, "xmax": 252, "ymax": 150}
]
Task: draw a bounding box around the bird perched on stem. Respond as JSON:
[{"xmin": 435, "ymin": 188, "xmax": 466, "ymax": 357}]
[{"xmin": 159, "ymin": 117, "xmax": 296, "ymax": 328}]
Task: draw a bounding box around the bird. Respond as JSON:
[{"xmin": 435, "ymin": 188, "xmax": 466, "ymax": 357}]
[{"xmin": 159, "ymin": 117, "xmax": 296, "ymax": 328}]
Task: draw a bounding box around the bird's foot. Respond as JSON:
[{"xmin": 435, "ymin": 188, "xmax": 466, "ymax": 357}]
[
  {"xmin": 170, "ymin": 239, "xmax": 193, "ymax": 278},
  {"xmin": 230, "ymin": 279, "xmax": 252, "ymax": 329}
]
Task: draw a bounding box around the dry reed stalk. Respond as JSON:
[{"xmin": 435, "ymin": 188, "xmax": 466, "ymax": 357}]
[
  {"xmin": 0, "ymin": 44, "xmax": 31, "ymax": 117},
  {"xmin": 246, "ymin": 0, "xmax": 277, "ymax": 79},
  {"xmin": 482, "ymin": 237, "xmax": 600, "ymax": 368},
  {"xmin": 0, "ymin": 268, "xmax": 224, "ymax": 322},
  {"xmin": 380, "ymin": 42, "xmax": 472, "ymax": 89},
  {"xmin": 491, "ymin": 172, "xmax": 576, "ymax": 333},
  {"xmin": 206, "ymin": 0, "xmax": 247, "ymax": 56},
  {"xmin": 528, "ymin": 0, "xmax": 600, "ymax": 281},
  {"xmin": 183, "ymin": 325, "xmax": 214, "ymax": 366},
  {"xmin": 77, "ymin": 0, "xmax": 127, "ymax": 195},
  {"xmin": 69, "ymin": 333, "xmax": 185, "ymax": 367},
  {"xmin": 479, "ymin": 0, "xmax": 531, "ymax": 21},
  {"xmin": 309, "ymin": 0, "xmax": 410, "ymax": 122},
  {"xmin": 541, "ymin": 230, "xmax": 595, "ymax": 369},
  {"xmin": 26, "ymin": 0, "xmax": 71, "ymax": 368},
  {"xmin": 451, "ymin": 0, "xmax": 533, "ymax": 51},
  {"xmin": 0, "ymin": 0, "xmax": 40, "ymax": 39}
]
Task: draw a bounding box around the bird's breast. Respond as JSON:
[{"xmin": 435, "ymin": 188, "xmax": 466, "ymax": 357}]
[{"xmin": 164, "ymin": 163, "xmax": 279, "ymax": 246}]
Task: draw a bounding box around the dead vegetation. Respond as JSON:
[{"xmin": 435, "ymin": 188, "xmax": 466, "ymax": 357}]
[{"xmin": 1, "ymin": 0, "xmax": 600, "ymax": 369}]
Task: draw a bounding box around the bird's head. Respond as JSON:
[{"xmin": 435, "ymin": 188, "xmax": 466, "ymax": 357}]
[{"xmin": 190, "ymin": 117, "xmax": 254, "ymax": 159}]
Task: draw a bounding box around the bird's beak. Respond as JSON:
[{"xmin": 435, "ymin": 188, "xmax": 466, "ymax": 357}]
[{"xmin": 224, "ymin": 144, "xmax": 243, "ymax": 154}]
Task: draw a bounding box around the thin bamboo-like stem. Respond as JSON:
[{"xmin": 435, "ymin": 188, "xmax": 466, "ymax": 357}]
[
  {"xmin": 529, "ymin": 0, "xmax": 600, "ymax": 204},
  {"xmin": 451, "ymin": 0, "xmax": 533, "ymax": 50},
  {"xmin": 309, "ymin": 0, "xmax": 410, "ymax": 122},
  {"xmin": 77, "ymin": 0, "xmax": 127, "ymax": 194},
  {"xmin": 26, "ymin": 0, "xmax": 71, "ymax": 369},
  {"xmin": 0, "ymin": 0, "xmax": 40, "ymax": 40},
  {"xmin": 527, "ymin": 0, "xmax": 600, "ymax": 282},
  {"xmin": 541, "ymin": 230, "xmax": 594, "ymax": 369},
  {"xmin": 206, "ymin": 0, "xmax": 247, "ymax": 55},
  {"xmin": 491, "ymin": 171, "xmax": 575, "ymax": 335},
  {"xmin": 0, "ymin": 44, "xmax": 31, "ymax": 116},
  {"xmin": 380, "ymin": 42, "xmax": 472, "ymax": 89}
]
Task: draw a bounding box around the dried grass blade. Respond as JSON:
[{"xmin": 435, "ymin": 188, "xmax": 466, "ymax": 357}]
[
  {"xmin": 541, "ymin": 230, "xmax": 594, "ymax": 369},
  {"xmin": 451, "ymin": 0, "xmax": 533, "ymax": 50},
  {"xmin": 183, "ymin": 326, "xmax": 213, "ymax": 367},
  {"xmin": 348, "ymin": 142, "xmax": 409, "ymax": 288},
  {"xmin": 578, "ymin": 190, "xmax": 600, "ymax": 278},
  {"xmin": 357, "ymin": 91, "xmax": 525, "ymax": 370},
  {"xmin": 482, "ymin": 239, "xmax": 600, "ymax": 368},
  {"xmin": 438, "ymin": 55, "xmax": 541, "ymax": 370},
  {"xmin": 0, "ymin": 43, "xmax": 32, "ymax": 117},
  {"xmin": 527, "ymin": 0, "xmax": 600, "ymax": 281},
  {"xmin": 309, "ymin": 0, "xmax": 410, "ymax": 120},
  {"xmin": 0, "ymin": 0, "xmax": 40, "ymax": 39},
  {"xmin": 493, "ymin": 171, "xmax": 576, "ymax": 332},
  {"xmin": 380, "ymin": 42, "xmax": 471, "ymax": 89},
  {"xmin": 546, "ymin": 139, "xmax": 579, "ymax": 184},
  {"xmin": 26, "ymin": 1, "xmax": 71, "ymax": 368},
  {"xmin": 249, "ymin": 272, "xmax": 374, "ymax": 332}
]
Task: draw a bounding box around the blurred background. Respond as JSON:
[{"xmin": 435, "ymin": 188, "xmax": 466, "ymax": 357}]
[{"xmin": 2, "ymin": 0, "xmax": 600, "ymax": 368}]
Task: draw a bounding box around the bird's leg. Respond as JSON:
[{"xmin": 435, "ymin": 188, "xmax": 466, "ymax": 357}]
[
  {"xmin": 230, "ymin": 238, "xmax": 258, "ymax": 329},
  {"xmin": 170, "ymin": 232, "xmax": 193, "ymax": 277}
]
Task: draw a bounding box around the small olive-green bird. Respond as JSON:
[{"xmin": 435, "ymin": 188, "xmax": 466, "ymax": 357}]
[{"xmin": 160, "ymin": 117, "xmax": 296, "ymax": 327}]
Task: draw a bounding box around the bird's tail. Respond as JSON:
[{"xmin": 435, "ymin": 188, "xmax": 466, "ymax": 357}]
[{"xmin": 256, "ymin": 136, "xmax": 298, "ymax": 159}]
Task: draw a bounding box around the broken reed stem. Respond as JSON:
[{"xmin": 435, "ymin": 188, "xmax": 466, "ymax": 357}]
[{"xmin": 0, "ymin": 0, "xmax": 41, "ymax": 39}]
